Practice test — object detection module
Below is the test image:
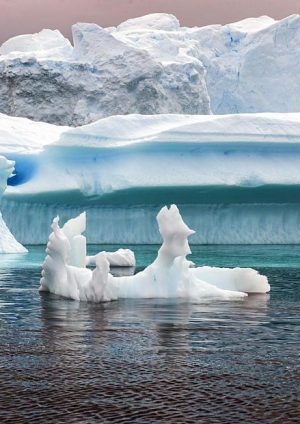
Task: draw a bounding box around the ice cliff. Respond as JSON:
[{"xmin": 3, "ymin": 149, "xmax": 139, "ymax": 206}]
[
  {"xmin": 1, "ymin": 13, "xmax": 300, "ymax": 125},
  {"xmin": 2, "ymin": 112, "xmax": 300, "ymax": 244},
  {"xmin": 0, "ymin": 155, "xmax": 27, "ymax": 253},
  {"xmin": 0, "ymin": 16, "xmax": 210, "ymax": 126}
]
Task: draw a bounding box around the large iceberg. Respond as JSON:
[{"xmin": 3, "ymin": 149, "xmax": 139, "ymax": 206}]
[
  {"xmin": 0, "ymin": 155, "xmax": 27, "ymax": 253},
  {"xmin": 2, "ymin": 112, "xmax": 300, "ymax": 244},
  {"xmin": 0, "ymin": 17, "xmax": 210, "ymax": 126},
  {"xmin": 40, "ymin": 204, "xmax": 269, "ymax": 302},
  {"xmin": 0, "ymin": 13, "xmax": 300, "ymax": 125}
]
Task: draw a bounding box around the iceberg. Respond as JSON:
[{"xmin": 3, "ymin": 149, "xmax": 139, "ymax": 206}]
[
  {"xmin": 0, "ymin": 18, "xmax": 210, "ymax": 126},
  {"xmin": 39, "ymin": 204, "xmax": 270, "ymax": 302},
  {"xmin": 1, "ymin": 13, "xmax": 300, "ymax": 125},
  {"xmin": 2, "ymin": 111, "xmax": 300, "ymax": 244},
  {"xmin": 0, "ymin": 155, "xmax": 27, "ymax": 253}
]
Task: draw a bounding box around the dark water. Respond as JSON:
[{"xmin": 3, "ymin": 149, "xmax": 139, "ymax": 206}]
[{"xmin": 0, "ymin": 245, "xmax": 299, "ymax": 423}]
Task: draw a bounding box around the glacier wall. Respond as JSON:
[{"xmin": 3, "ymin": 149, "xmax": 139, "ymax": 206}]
[
  {"xmin": 2, "ymin": 112, "xmax": 300, "ymax": 245},
  {"xmin": 3, "ymin": 201, "xmax": 300, "ymax": 245},
  {"xmin": 1, "ymin": 14, "xmax": 300, "ymax": 125}
]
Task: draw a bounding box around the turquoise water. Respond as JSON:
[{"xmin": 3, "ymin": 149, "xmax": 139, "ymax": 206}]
[
  {"xmin": 3, "ymin": 243, "xmax": 300, "ymax": 269},
  {"xmin": 0, "ymin": 244, "xmax": 299, "ymax": 422}
]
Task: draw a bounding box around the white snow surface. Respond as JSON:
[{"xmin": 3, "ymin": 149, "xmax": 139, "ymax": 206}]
[
  {"xmin": 116, "ymin": 13, "xmax": 180, "ymax": 32},
  {"xmin": 0, "ymin": 29, "xmax": 73, "ymax": 59},
  {"xmin": 1, "ymin": 13, "xmax": 300, "ymax": 124},
  {"xmin": 39, "ymin": 205, "xmax": 270, "ymax": 302},
  {"xmin": 0, "ymin": 156, "xmax": 27, "ymax": 253},
  {"xmin": 0, "ymin": 113, "xmax": 66, "ymax": 155}
]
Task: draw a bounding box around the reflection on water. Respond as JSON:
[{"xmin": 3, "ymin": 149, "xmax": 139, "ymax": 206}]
[{"xmin": 0, "ymin": 245, "xmax": 299, "ymax": 422}]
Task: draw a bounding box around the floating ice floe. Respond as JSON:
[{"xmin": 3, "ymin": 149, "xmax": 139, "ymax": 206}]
[
  {"xmin": 0, "ymin": 156, "xmax": 27, "ymax": 253},
  {"xmin": 39, "ymin": 205, "xmax": 270, "ymax": 302}
]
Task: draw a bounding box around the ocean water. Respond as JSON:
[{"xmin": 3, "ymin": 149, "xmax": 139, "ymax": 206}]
[{"xmin": 0, "ymin": 245, "xmax": 299, "ymax": 423}]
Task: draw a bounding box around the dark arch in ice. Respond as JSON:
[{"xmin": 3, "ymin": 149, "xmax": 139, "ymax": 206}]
[{"xmin": 7, "ymin": 156, "xmax": 37, "ymax": 186}]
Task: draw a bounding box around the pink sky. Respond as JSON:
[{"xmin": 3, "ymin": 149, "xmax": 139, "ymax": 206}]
[{"xmin": 0, "ymin": 0, "xmax": 299, "ymax": 42}]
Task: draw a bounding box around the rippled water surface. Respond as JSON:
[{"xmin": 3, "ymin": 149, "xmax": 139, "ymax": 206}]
[{"xmin": 0, "ymin": 245, "xmax": 299, "ymax": 423}]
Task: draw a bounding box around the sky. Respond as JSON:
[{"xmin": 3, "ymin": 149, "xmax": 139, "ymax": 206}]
[{"xmin": 0, "ymin": 0, "xmax": 299, "ymax": 43}]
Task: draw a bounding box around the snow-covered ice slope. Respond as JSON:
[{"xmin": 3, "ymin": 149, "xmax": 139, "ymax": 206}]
[
  {"xmin": 0, "ymin": 13, "xmax": 300, "ymax": 125},
  {"xmin": 0, "ymin": 112, "xmax": 66, "ymax": 155},
  {"xmin": 2, "ymin": 112, "xmax": 300, "ymax": 244},
  {"xmin": 0, "ymin": 156, "xmax": 27, "ymax": 253}
]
